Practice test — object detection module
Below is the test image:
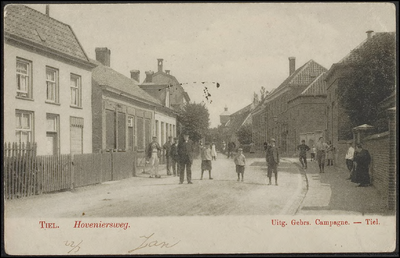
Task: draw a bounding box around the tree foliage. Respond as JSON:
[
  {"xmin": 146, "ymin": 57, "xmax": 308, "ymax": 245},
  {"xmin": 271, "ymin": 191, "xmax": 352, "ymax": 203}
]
[
  {"xmin": 236, "ymin": 124, "xmax": 252, "ymax": 144},
  {"xmin": 340, "ymin": 33, "xmax": 395, "ymax": 131},
  {"xmin": 177, "ymin": 102, "xmax": 210, "ymax": 143}
]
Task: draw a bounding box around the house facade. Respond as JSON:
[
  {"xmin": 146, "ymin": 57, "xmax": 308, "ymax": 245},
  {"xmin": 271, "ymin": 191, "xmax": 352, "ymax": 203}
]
[
  {"xmin": 4, "ymin": 5, "xmax": 96, "ymax": 155},
  {"xmin": 287, "ymin": 72, "xmax": 327, "ymax": 152},
  {"xmin": 92, "ymin": 48, "xmax": 178, "ymax": 153},
  {"xmin": 254, "ymin": 57, "xmax": 327, "ymax": 155}
]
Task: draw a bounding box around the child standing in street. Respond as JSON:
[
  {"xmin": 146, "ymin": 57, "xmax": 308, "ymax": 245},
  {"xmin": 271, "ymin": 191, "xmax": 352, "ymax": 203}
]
[
  {"xmin": 234, "ymin": 148, "xmax": 246, "ymax": 182},
  {"xmin": 200, "ymin": 142, "xmax": 213, "ymax": 180}
]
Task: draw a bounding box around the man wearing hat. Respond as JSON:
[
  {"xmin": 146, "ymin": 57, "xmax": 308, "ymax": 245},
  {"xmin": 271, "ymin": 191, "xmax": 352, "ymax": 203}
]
[
  {"xmin": 178, "ymin": 132, "xmax": 195, "ymax": 184},
  {"xmin": 170, "ymin": 137, "xmax": 180, "ymax": 176},
  {"xmin": 146, "ymin": 136, "xmax": 162, "ymax": 178},
  {"xmin": 266, "ymin": 138, "xmax": 279, "ymax": 185},
  {"xmin": 163, "ymin": 136, "xmax": 174, "ymax": 175}
]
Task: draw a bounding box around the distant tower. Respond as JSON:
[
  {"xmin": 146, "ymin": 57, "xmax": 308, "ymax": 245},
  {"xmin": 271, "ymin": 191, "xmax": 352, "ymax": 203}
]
[{"xmin": 220, "ymin": 106, "xmax": 231, "ymax": 125}]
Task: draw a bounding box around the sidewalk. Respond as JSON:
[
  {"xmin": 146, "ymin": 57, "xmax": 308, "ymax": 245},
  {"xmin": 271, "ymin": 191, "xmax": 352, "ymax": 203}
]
[{"xmin": 286, "ymin": 157, "xmax": 394, "ymax": 216}]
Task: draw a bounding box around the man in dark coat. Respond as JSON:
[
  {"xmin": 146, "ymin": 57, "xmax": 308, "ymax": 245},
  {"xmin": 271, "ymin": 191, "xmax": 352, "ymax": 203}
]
[
  {"xmin": 266, "ymin": 138, "xmax": 279, "ymax": 185},
  {"xmin": 352, "ymin": 143, "xmax": 371, "ymax": 187},
  {"xmin": 297, "ymin": 140, "xmax": 310, "ymax": 169},
  {"xmin": 178, "ymin": 133, "xmax": 195, "ymax": 184},
  {"xmin": 170, "ymin": 137, "xmax": 179, "ymax": 177}
]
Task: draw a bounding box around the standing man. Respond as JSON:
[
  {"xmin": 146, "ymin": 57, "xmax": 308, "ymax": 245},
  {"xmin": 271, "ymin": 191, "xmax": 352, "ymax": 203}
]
[
  {"xmin": 345, "ymin": 142, "xmax": 355, "ymax": 180},
  {"xmin": 146, "ymin": 136, "xmax": 162, "ymax": 178},
  {"xmin": 171, "ymin": 137, "xmax": 180, "ymax": 177},
  {"xmin": 163, "ymin": 136, "xmax": 173, "ymax": 175},
  {"xmin": 178, "ymin": 132, "xmax": 195, "ymax": 184},
  {"xmin": 352, "ymin": 143, "xmax": 371, "ymax": 187},
  {"xmin": 315, "ymin": 136, "xmax": 328, "ymax": 173},
  {"xmin": 266, "ymin": 138, "xmax": 279, "ymax": 185},
  {"xmin": 297, "ymin": 140, "xmax": 310, "ymax": 169}
]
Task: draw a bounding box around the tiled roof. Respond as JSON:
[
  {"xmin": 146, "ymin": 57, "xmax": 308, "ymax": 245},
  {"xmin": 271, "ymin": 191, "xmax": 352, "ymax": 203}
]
[
  {"xmin": 266, "ymin": 60, "xmax": 327, "ymax": 101},
  {"xmin": 300, "ymin": 72, "xmax": 327, "ymax": 96},
  {"xmin": 4, "ymin": 5, "xmax": 90, "ymax": 63},
  {"xmin": 226, "ymin": 104, "xmax": 253, "ymax": 133},
  {"xmin": 91, "ymin": 59, "xmax": 161, "ymax": 105}
]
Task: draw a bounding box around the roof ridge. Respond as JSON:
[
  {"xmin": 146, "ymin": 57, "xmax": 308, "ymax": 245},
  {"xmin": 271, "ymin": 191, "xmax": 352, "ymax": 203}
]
[{"xmin": 7, "ymin": 4, "xmax": 73, "ymax": 29}]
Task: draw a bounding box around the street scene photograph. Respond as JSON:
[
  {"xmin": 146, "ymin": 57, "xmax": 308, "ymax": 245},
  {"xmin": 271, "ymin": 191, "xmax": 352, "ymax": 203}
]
[{"xmin": 3, "ymin": 2, "xmax": 397, "ymax": 255}]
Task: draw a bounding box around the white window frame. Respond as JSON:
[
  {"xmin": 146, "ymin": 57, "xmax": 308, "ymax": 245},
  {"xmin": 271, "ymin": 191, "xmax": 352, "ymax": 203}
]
[
  {"xmin": 46, "ymin": 67, "xmax": 59, "ymax": 103},
  {"xmin": 70, "ymin": 74, "xmax": 82, "ymax": 107},
  {"xmin": 16, "ymin": 58, "xmax": 32, "ymax": 98},
  {"xmin": 15, "ymin": 110, "xmax": 34, "ymax": 143}
]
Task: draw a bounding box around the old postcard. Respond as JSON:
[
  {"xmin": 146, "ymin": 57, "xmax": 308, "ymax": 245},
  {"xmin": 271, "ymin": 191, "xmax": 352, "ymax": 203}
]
[{"xmin": 3, "ymin": 2, "xmax": 397, "ymax": 255}]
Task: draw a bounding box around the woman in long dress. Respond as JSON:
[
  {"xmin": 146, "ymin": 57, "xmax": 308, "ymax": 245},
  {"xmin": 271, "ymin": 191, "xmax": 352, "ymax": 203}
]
[{"xmin": 352, "ymin": 143, "xmax": 371, "ymax": 187}]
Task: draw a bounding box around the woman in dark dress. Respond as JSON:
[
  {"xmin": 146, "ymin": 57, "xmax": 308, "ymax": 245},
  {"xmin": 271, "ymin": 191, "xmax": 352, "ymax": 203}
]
[{"xmin": 352, "ymin": 143, "xmax": 371, "ymax": 187}]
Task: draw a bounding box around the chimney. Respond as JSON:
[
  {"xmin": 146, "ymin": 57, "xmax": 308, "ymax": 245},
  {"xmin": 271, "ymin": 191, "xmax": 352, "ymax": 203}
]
[
  {"xmin": 366, "ymin": 30, "xmax": 374, "ymax": 39},
  {"xmin": 224, "ymin": 106, "xmax": 228, "ymax": 112},
  {"xmin": 95, "ymin": 47, "xmax": 111, "ymax": 67},
  {"xmin": 165, "ymin": 70, "xmax": 170, "ymax": 75},
  {"xmin": 130, "ymin": 70, "xmax": 140, "ymax": 83},
  {"xmin": 145, "ymin": 71, "xmax": 154, "ymax": 83},
  {"xmin": 157, "ymin": 58, "xmax": 163, "ymax": 72},
  {"xmin": 288, "ymin": 57, "xmax": 296, "ymax": 75},
  {"xmin": 46, "ymin": 5, "xmax": 50, "ymax": 16}
]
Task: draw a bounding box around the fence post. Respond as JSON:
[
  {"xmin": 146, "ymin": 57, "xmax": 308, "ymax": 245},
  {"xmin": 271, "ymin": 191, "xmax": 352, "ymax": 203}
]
[{"xmin": 70, "ymin": 154, "xmax": 75, "ymax": 190}]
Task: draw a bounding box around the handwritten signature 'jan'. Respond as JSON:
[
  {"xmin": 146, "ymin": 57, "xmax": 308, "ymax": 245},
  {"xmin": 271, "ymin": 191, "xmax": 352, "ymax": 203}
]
[
  {"xmin": 128, "ymin": 233, "xmax": 180, "ymax": 253},
  {"xmin": 64, "ymin": 240, "xmax": 83, "ymax": 254}
]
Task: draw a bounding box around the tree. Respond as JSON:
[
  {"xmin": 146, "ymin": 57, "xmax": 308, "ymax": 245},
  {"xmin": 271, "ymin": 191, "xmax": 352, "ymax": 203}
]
[
  {"xmin": 340, "ymin": 33, "xmax": 395, "ymax": 132},
  {"xmin": 236, "ymin": 124, "xmax": 252, "ymax": 145},
  {"xmin": 177, "ymin": 102, "xmax": 210, "ymax": 143}
]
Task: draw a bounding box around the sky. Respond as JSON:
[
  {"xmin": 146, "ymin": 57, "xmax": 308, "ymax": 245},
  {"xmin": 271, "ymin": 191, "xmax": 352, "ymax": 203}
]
[{"xmin": 23, "ymin": 2, "xmax": 396, "ymax": 127}]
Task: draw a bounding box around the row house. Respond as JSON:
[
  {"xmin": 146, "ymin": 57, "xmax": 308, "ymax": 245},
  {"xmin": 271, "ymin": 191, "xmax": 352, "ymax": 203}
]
[
  {"xmin": 287, "ymin": 72, "xmax": 327, "ymax": 152},
  {"xmin": 91, "ymin": 49, "xmax": 178, "ymax": 153},
  {"xmin": 253, "ymin": 57, "xmax": 327, "ymax": 155},
  {"xmin": 4, "ymin": 5, "xmax": 96, "ymax": 155},
  {"xmin": 140, "ymin": 59, "xmax": 190, "ymax": 142},
  {"xmin": 325, "ymin": 31, "xmax": 396, "ymax": 161}
]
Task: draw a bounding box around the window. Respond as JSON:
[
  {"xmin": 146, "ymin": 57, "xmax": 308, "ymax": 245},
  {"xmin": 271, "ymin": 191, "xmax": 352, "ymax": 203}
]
[
  {"xmin": 46, "ymin": 114, "xmax": 59, "ymax": 155},
  {"xmin": 46, "ymin": 67, "xmax": 59, "ymax": 103},
  {"xmin": 15, "ymin": 110, "xmax": 33, "ymax": 143},
  {"xmin": 136, "ymin": 117, "xmax": 144, "ymax": 150},
  {"xmin": 70, "ymin": 74, "xmax": 82, "ymax": 107},
  {"xmin": 16, "ymin": 58, "xmax": 32, "ymax": 98}
]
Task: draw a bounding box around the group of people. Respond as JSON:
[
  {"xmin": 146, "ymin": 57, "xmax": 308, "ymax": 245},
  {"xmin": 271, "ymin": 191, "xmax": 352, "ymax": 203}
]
[
  {"xmin": 345, "ymin": 142, "xmax": 371, "ymax": 187},
  {"xmin": 295, "ymin": 137, "xmax": 371, "ymax": 187},
  {"xmin": 146, "ymin": 133, "xmax": 219, "ymax": 184}
]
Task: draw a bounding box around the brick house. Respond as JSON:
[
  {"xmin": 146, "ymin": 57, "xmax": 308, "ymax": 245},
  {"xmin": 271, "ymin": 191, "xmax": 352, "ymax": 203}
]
[
  {"xmin": 253, "ymin": 57, "xmax": 327, "ymax": 155},
  {"xmin": 287, "ymin": 72, "xmax": 327, "ymax": 153},
  {"xmin": 324, "ymin": 31, "xmax": 396, "ymax": 169},
  {"xmin": 223, "ymin": 103, "xmax": 254, "ymax": 147},
  {"xmin": 141, "ymin": 59, "xmax": 190, "ymax": 111},
  {"xmin": 91, "ymin": 48, "xmax": 176, "ymax": 153},
  {"xmin": 4, "ymin": 5, "xmax": 96, "ymax": 155}
]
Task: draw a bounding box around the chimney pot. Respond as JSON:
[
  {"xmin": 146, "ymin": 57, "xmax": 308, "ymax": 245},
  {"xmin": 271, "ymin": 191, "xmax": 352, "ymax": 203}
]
[
  {"xmin": 288, "ymin": 57, "xmax": 296, "ymax": 75},
  {"xmin": 130, "ymin": 70, "xmax": 140, "ymax": 83},
  {"xmin": 145, "ymin": 70, "xmax": 154, "ymax": 83},
  {"xmin": 95, "ymin": 47, "xmax": 111, "ymax": 67},
  {"xmin": 157, "ymin": 58, "xmax": 164, "ymax": 72},
  {"xmin": 366, "ymin": 30, "xmax": 374, "ymax": 39}
]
